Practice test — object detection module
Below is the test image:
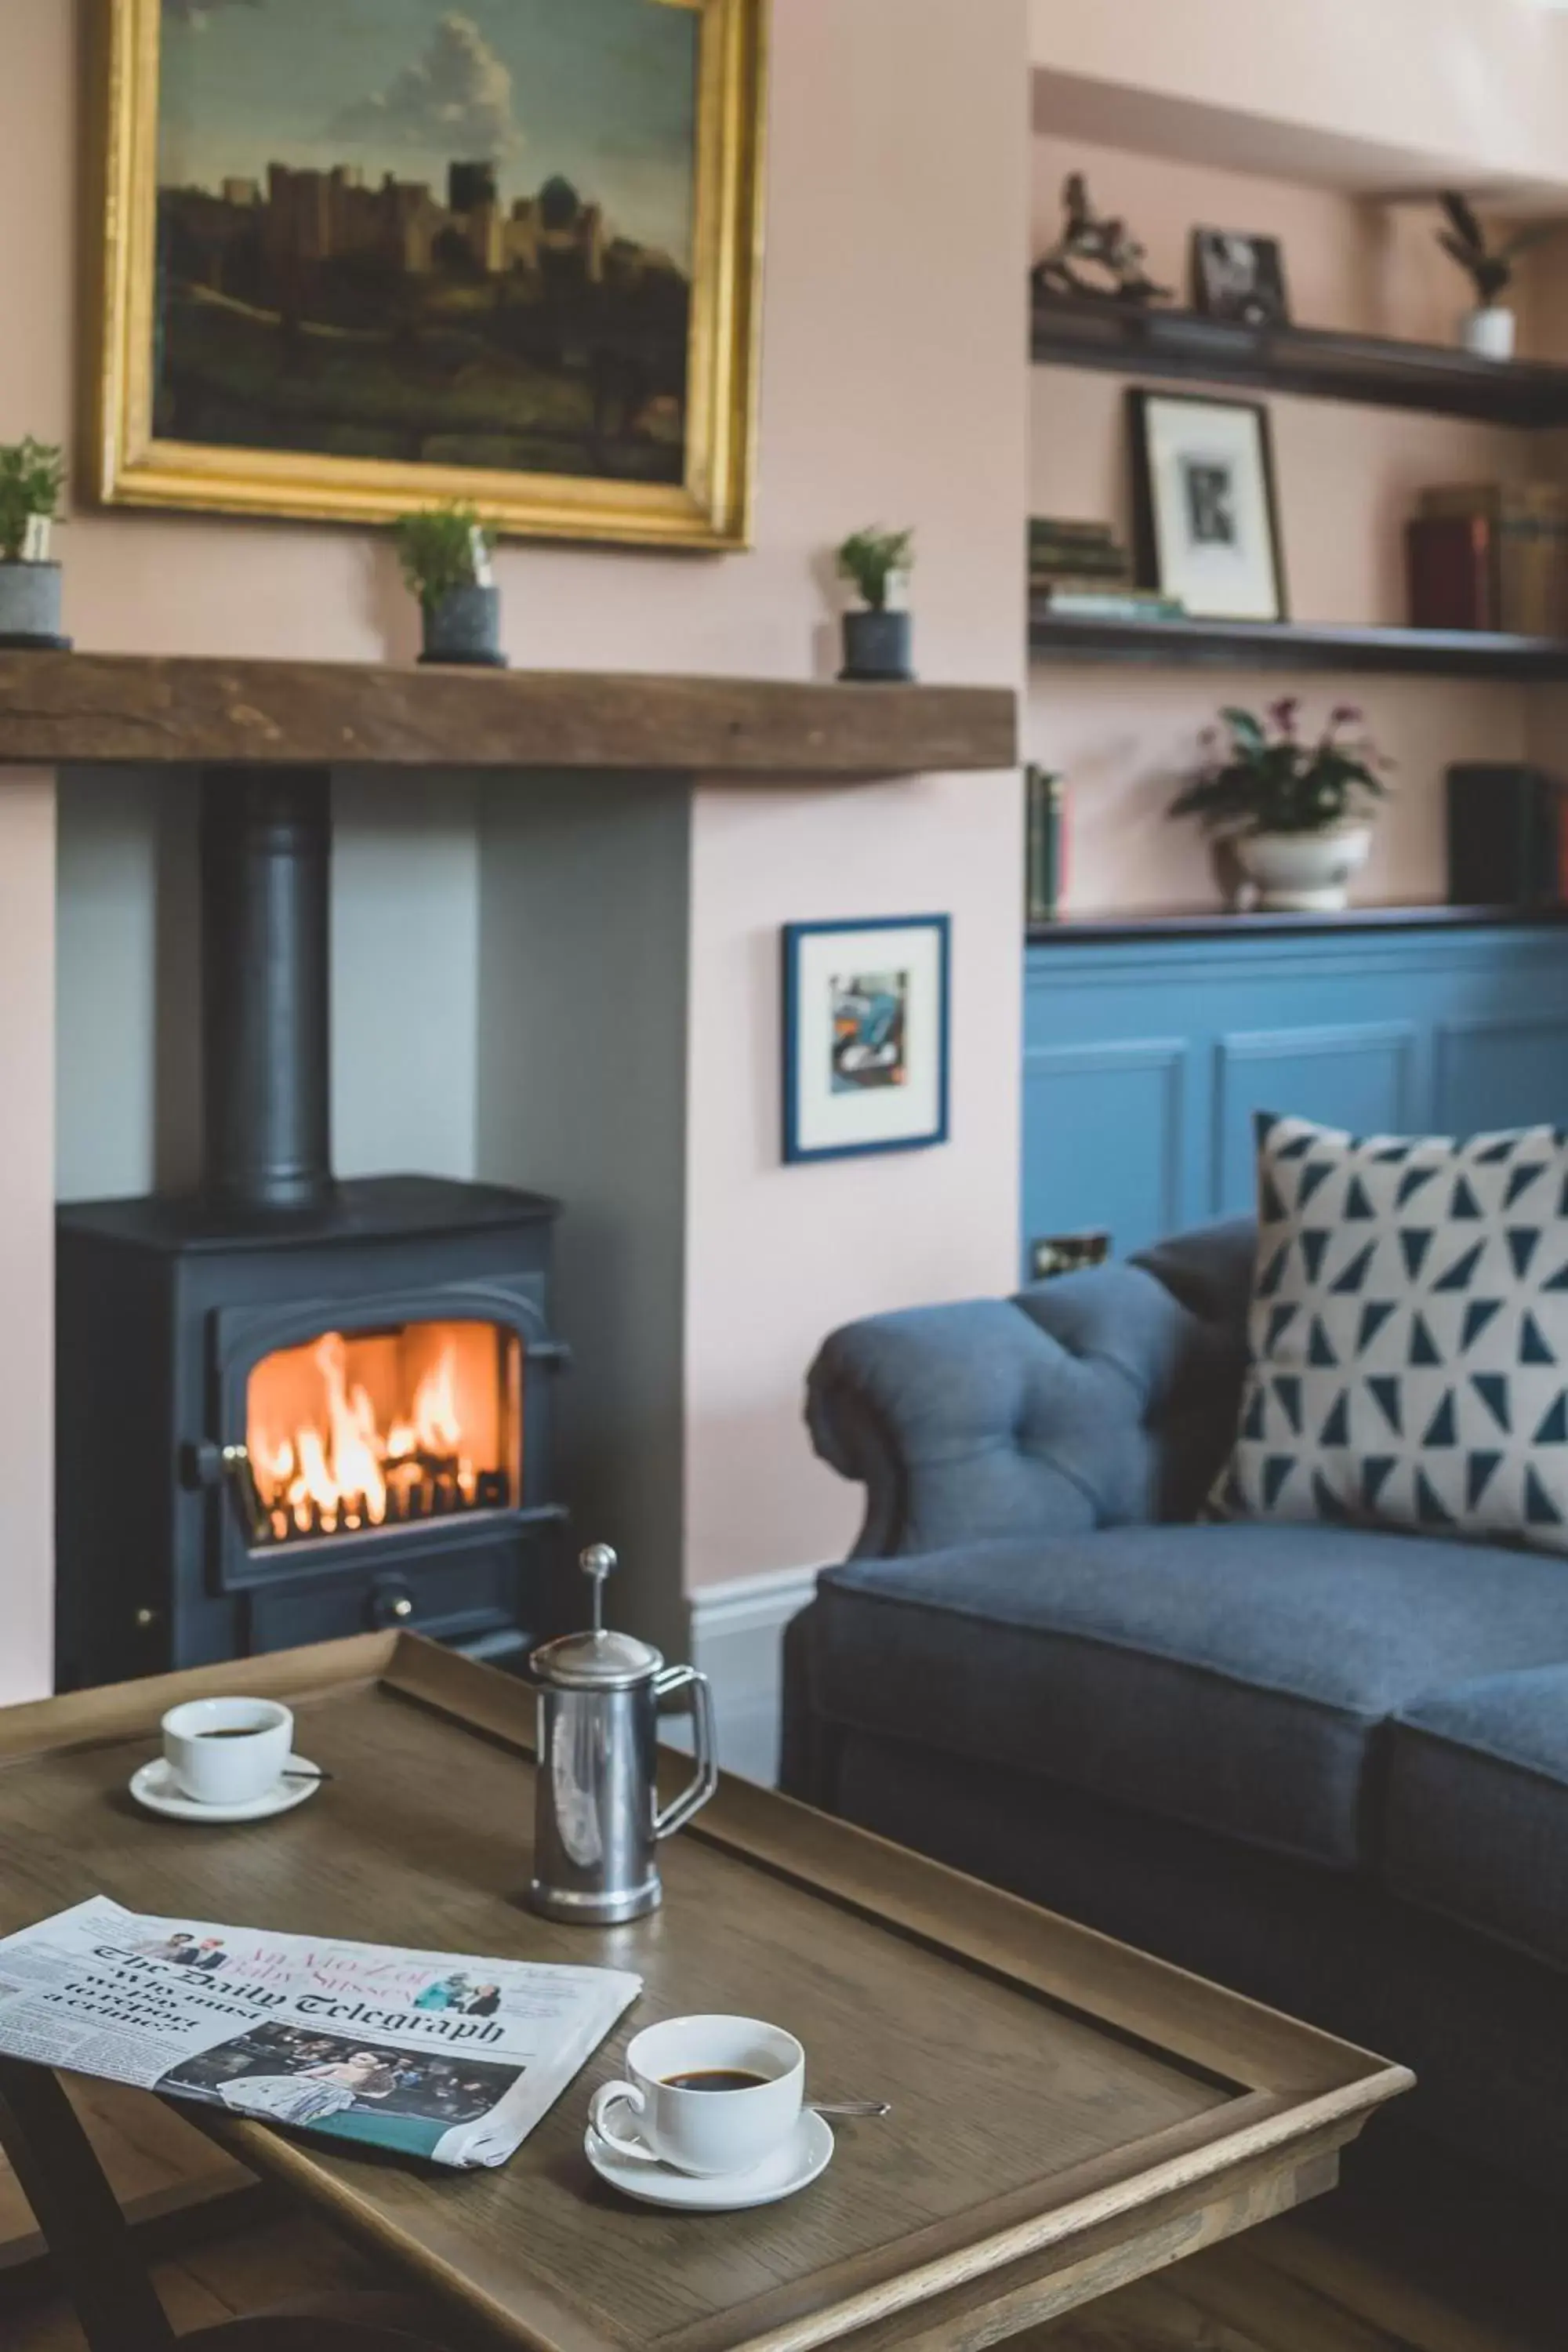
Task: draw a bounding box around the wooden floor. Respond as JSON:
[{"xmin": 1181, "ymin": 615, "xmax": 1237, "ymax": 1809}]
[
  {"xmin": 2, "ymin": 2208, "xmax": 391, "ymax": 2348},
  {"xmin": 0, "ymin": 2096, "xmax": 1556, "ymax": 2352}
]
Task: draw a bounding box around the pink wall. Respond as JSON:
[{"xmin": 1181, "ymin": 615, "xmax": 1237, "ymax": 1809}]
[
  {"xmin": 686, "ymin": 769, "xmax": 1024, "ymax": 1587},
  {"xmin": 1028, "ymin": 137, "xmax": 1538, "ymax": 914},
  {"xmin": 4, "ymin": 0, "xmax": 1022, "ymax": 689},
  {"xmin": 0, "ymin": 780, "xmax": 56, "ymax": 1704},
  {"xmin": 684, "ymin": 0, "xmax": 1028, "ymax": 1588},
  {"xmin": 1031, "ymin": 0, "xmax": 1568, "ymax": 194},
  {"xmin": 0, "ymin": 0, "xmax": 1028, "ymax": 1651}
]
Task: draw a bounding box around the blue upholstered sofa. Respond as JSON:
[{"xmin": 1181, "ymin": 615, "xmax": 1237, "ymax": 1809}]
[{"xmin": 782, "ymin": 1221, "xmax": 1568, "ymax": 2195}]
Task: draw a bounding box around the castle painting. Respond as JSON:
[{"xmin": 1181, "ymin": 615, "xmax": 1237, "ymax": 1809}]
[{"xmin": 94, "ymin": 1, "xmax": 765, "ymax": 547}]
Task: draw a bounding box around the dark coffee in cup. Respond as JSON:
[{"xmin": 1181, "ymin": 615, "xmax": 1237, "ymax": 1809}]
[
  {"xmin": 592, "ymin": 2014, "xmax": 805, "ymax": 2176},
  {"xmin": 162, "ymin": 1696, "xmax": 294, "ymax": 1806},
  {"xmin": 660, "ymin": 2068, "xmax": 770, "ymax": 2092}
]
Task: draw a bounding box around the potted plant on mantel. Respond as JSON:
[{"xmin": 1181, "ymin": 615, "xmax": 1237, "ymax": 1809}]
[
  {"xmin": 836, "ymin": 526, "xmax": 915, "ymax": 682},
  {"xmin": 0, "ymin": 437, "xmax": 69, "ymax": 651},
  {"xmin": 1169, "ymin": 699, "xmax": 1391, "ymax": 913},
  {"xmin": 393, "ymin": 502, "xmax": 506, "ymax": 668},
  {"xmin": 1436, "ymin": 191, "xmax": 1553, "ymax": 362}
]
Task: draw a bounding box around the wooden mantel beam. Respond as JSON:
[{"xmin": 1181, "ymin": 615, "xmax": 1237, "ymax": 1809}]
[{"xmin": 0, "ymin": 653, "xmax": 1016, "ymax": 779}]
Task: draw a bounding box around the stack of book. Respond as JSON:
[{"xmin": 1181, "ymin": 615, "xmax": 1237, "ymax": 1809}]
[
  {"xmin": 1406, "ymin": 483, "xmax": 1568, "ymax": 637},
  {"xmin": 1029, "ymin": 517, "xmax": 1185, "ymax": 621}
]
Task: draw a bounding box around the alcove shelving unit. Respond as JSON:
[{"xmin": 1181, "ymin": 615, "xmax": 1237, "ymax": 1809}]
[
  {"xmin": 1029, "ymin": 291, "xmax": 1568, "ymax": 676},
  {"xmin": 1031, "ymin": 292, "xmax": 1568, "ymax": 429},
  {"xmin": 1028, "ymin": 612, "xmax": 1568, "ymax": 678},
  {"xmin": 1027, "ymin": 901, "xmax": 1568, "ymax": 943},
  {"xmin": 1022, "ymin": 93, "xmax": 1568, "ymax": 1277}
]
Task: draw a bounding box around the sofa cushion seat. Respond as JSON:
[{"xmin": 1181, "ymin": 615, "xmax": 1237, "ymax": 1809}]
[
  {"xmin": 812, "ymin": 1526, "xmax": 1568, "ymax": 1871},
  {"xmin": 1384, "ymin": 1666, "xmax": 1568, "ymax": 1971}
]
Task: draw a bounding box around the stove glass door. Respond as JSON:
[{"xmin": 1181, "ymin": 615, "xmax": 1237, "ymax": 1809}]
[{"xmin": 245, "ymin": 1319, "xmax": 521, "ymax": 1550}]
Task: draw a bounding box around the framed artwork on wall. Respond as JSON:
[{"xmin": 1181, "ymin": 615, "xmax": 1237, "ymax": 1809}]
[
  {"xmin": 91, "ymin": 0, "xmax": 766, "ymax": 550},
  {"xmin": 782, "ymin": 917, "xmax": 951, "ymax": 1165},
  {"xmin": 1130, "ymin": 390, "xmax": 1288, "ymax": 623}
]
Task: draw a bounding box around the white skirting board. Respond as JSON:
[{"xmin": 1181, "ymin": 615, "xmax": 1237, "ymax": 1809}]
[{"xmin": 667, "ymin": 1565, "xmax": 822, "ymax": 1788}]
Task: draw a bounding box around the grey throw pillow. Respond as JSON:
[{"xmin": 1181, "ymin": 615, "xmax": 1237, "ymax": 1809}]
[{"xmin": 1214, "ymin": 1112, "xmax": 1568, "ymax": 1554}]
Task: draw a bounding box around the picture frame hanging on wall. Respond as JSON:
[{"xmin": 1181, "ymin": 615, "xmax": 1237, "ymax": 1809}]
[
  {"xmin": 782, "ymin": 916, "xmax": 951, "ymax": 1165},
  {"xmin": 1130, "ymin": 390, "xmax": 1288, "ymax": 622},
  {"xmin": 90, "ymin": 0, "xmax": 766, "ymax": 551}
]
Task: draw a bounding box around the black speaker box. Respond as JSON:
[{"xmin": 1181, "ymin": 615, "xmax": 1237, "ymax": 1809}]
[{"xmin": 1446, "ymin": 764, "xmax": 1564, "ymax": 909}]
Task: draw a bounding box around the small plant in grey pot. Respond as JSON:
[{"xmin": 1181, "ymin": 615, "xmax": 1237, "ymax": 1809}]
[
  {"xmin": 394, "ymin": 502, "xmax": 506, "ymax": 667},
  {"xmin": 836, "ymin": 526, "xmax": 915, "ymax": 682},
  {"xmin": 0, "ymin": 437, "xmax": 69, "ymax": 651}
]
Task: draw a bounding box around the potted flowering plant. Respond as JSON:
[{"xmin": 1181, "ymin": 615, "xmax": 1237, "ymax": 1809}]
[
  {"xmin": 835, "ymin": 526, "xmax": 915, "ymax": 681},
  {"xmin": 0, "ymin": 437, "xmax": 69, "ymax": 650},
  {"xmin": 392, "ymin": 502, "xmax": 506, "ymax": 667},
  {"xmin": 1169, "ymin": 699, "xmax": 1391, "ymax": 912}
]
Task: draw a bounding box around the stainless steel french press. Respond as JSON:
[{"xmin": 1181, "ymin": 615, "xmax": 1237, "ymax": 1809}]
[{"xmin": 527, "ymin": 1545, "xmax": 718, "ymax": 1924}]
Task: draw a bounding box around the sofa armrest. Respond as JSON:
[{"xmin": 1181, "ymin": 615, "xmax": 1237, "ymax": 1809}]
[{"xmin": 805, "ymin": 1220, "xmax": 1254, "ymax": 1558}]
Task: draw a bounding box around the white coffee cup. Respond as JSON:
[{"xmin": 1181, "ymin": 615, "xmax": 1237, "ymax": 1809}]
[
  {"xmin": 162, "ymin": 1697, "xmax": 293, "ymax": 1806},
  {"xmin": 589, "ymin": 2014, "xmax": 804, "ymax": 2177}
]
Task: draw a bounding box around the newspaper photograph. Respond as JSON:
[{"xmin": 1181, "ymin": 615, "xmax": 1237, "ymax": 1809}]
[{"xmin": 0, "ymin": 1896, "xmax": 641, "ymax": 2169}]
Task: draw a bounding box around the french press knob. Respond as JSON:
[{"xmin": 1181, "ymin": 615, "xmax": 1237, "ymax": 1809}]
[
  {"xmin": 526, "ymin": 1544, "xmax": 718, "ymax": 1924},
  {"xmin": 580, "ymin": 1541, "xmax": 615, "ymax": 1633}
]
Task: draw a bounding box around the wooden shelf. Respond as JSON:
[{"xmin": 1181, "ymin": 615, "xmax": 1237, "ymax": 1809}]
[
  {"xmin": 1027, "ymin": 904, "xmax": 1568, "ymax": 945},
  {"xmin": 1030, "ymin": 294, "xmax": 1568, "ymax": 428},
  {"xmin": 1029, "ymin": 610, "xmax": 1568, "ymax": 678},
  {"xmin": 0, "ymin": 653, "xmax": 1017, "ymax": 777}
]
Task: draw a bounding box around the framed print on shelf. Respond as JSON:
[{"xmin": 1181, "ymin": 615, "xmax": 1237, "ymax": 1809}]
[
  {"xmin": 1190, "ymin": 227, "xmax": 1291, "ymax": 326},
  {"xmin": 782, "ymin": 917, "xmax": 951, "ymax": 1165},
  {"xmin": 1130, "ymin": 390, "xmax": 1288, "ymax": 623},
  {"xmin": 91, "ymin": 0, "xmax": 766, "ymax": 550}
]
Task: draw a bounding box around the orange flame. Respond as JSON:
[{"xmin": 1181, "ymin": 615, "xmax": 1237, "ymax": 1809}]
[
  {"xmin": 385, "ymin": 1345, "xmax": 463, "ymax": 1464},
  {"xmin": 248, "ymin": 1322, "xmax": 506, "ymax": 1543}
]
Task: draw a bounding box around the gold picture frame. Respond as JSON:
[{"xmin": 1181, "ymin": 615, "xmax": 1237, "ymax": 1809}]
[{"xmin": 90, "ymin": 0, "xmax": 766, "ymax": 550}]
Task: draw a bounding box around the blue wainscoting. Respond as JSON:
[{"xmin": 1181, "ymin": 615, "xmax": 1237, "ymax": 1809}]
[{"xmin": 1022, "ymin": 916, "xmax": 1568, "ymax": 1273}]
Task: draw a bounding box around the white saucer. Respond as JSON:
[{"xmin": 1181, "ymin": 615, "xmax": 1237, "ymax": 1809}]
[
  {"xmin": 585, "ymin": 2110, "xmax": 833, "ymax": 2211},
  {"xmin": 129, "ymin": 1755, "xmax": 322, "ymax": 1824}
]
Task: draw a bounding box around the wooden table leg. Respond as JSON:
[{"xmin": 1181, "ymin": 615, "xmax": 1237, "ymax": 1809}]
[{"xmin": 0, "ymin": 2057, "xmax": 178, "ymax": 2352}]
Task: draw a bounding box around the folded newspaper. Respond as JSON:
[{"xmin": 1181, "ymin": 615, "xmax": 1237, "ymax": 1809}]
[{"xmin": 0, "ymin": 1897, "xmax": 641, "ymax": 2169}]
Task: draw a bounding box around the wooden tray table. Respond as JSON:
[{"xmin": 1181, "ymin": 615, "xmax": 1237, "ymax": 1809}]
[{"xmin": 0, "ymin": 1635, "xmax": 1411, "ymax": 2352}]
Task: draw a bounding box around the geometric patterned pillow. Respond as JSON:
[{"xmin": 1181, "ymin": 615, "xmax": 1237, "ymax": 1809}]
[{"xmin": 1211, "ymin": 1111, "xmax": 1568, "ymax": 1555}]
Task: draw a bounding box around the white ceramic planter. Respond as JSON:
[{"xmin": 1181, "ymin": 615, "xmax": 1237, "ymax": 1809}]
[
  {"xmin": 1233, "ymin": 822, "xmax": 1373, "ymax": 913},
  {"xmin": 1461, "ymin": 306, "xmax": 1516, "ymax": 361}
]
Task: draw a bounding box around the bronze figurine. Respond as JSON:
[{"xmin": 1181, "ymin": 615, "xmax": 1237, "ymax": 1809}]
[{"xmin": 1034, "ymin": 173, "xmax": 1171, "ymax": 307}]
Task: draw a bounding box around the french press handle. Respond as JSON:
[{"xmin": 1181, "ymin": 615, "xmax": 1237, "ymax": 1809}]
[{"xmin": 652, "ymin": 1665, "xmax": 720, "ymax": 1838}]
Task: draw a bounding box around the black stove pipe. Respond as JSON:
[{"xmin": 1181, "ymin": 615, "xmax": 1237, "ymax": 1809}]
[{"xmin": 199, "ymin": 767, "xmax": 334, "ymax": 1215}]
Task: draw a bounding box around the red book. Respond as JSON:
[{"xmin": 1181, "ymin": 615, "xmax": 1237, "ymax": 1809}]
[{"xmin": 1406, "ymin": 516, "xmax": 1497, "ymax": 632}]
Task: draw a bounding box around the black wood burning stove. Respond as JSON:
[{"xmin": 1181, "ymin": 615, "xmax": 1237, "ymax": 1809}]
[{"xmin": 56, "ymin": 770, "xmax": 568, "ymax": 1691}]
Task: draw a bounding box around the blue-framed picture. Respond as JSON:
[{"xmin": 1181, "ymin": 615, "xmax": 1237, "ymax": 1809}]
[{"xmin": 782, "ymin": 916, "xmax": 951, "ymax": 1163}]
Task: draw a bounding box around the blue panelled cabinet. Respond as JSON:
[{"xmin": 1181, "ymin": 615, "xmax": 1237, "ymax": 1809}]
[{"xmin": 1022, "ymin": 916, "xmax": 1568, "ymax": 1276}]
